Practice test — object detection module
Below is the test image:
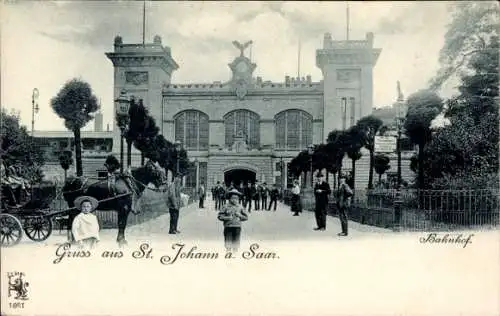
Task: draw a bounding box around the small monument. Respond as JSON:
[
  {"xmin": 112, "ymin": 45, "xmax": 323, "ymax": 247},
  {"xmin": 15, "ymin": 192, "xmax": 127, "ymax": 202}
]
[{"xmin": 231, "ymin": 130, "xmax": 249, "ymax": 153}]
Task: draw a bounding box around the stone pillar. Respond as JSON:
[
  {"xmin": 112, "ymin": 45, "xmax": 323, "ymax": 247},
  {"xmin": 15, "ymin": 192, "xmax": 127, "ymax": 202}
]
[{"xmin": 195, "ymin": 161, "xmax": 200, "ymax": 190}]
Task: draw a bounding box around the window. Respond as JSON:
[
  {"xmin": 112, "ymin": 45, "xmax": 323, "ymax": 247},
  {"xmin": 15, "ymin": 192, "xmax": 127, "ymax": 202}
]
[
  {"xmin": 275, "ymin": 110, "xmax": 313, "ymax": 150},
  {"xmin": 174, "ymin": 111, "xmax": 209, "ymax": 150},
  {"xmin": 224, "ymin": 110, "xmax": 260, "ymax": 149},
  {"xmin": 199, "ymin": 162, "xmax": 207, "ymax": 186}
]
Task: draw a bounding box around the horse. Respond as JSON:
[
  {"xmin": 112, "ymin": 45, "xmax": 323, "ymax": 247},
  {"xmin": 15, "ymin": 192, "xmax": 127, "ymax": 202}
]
[{"xmin": 62, "ymin": 164, "xmax": 166, "ymax": 246}]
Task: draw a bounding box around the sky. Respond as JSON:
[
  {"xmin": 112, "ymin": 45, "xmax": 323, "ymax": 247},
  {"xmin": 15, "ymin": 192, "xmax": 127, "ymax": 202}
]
[{"xmin": 1, "ymin": 1, "xmax": 459, "ymax": 132}]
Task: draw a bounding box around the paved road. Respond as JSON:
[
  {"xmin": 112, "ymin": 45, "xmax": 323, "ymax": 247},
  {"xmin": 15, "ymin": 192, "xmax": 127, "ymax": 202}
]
[{"xmin": 126, "ymin": 197, "xmax": 390, "ymax": 243}]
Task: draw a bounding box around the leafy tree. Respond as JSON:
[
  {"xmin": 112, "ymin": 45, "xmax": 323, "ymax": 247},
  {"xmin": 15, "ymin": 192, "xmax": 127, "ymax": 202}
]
[
  {"xmin": 126, "ymin": 98, "xmax": 156, "ymax": 166},
  {"xmin": 404, "ymin": 90, "xmax": 443, "ymax": 188},
  {"xmin": 429, "ymin": 2, "xmax": 499, "ymax": 91},
  {"xmin": 0, "ymin": 108, "xmax": 45, "ymax": 182},
  {"xmin": 58, "ymin": 150, "xmax": 73, "ymax": 181},
  {"xmin": 373, "ymin": 154, "xmax": 391, "ymax": 183},
  {"xmin": 423, "ymin": 35, "xmax": 498, "ymax": 188},
  {"xmin": 51, "ymin": 79, "xmax": 99, "ymax": 176},
  {"xmin": 356, "ymin": 116, "xmax": 383, "ymax": 189},
  {"xmin": 344, "ymin": 125, "xmax": 365, "ymax": 192}
]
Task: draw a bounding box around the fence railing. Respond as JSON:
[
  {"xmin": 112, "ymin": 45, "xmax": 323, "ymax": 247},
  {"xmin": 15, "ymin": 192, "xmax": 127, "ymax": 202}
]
[{"xmin": 282, "ymin": 188, "xmax": 500, "ymax": 231}]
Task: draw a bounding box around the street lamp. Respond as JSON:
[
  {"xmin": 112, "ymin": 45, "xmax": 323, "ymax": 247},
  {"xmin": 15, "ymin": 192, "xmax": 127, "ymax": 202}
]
[
  {"xmin": 307, "ymin": 144, "xmax": 314, "ymax": 187},
  {"xmin": 174, "ymin": 140, "xmax": 182, "ymax": 177},
  {"xmin": 31, "ymin": 88, "xmax": 39, "ymax": 138},
  {"xmin": 115, "ymin": 89, "xmax": 130, "ymax": 173}
]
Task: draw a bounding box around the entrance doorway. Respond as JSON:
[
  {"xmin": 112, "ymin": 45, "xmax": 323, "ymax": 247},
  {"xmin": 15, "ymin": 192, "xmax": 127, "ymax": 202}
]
[{"xmin": 224, "ymin": 169, "xmax": 256, "ymax": 187}]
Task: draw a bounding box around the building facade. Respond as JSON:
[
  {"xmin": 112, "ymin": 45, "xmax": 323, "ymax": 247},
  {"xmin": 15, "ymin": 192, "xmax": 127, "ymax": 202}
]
[{"xmin": 106, "ymin": 33, "xmax": 381, "ymax": 189}]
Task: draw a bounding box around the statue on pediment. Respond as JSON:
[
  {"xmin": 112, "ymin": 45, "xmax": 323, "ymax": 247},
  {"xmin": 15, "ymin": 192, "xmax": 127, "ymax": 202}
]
[{"xmin": 231, "ymin": 130, "xmax": 249, "ymax": 152}]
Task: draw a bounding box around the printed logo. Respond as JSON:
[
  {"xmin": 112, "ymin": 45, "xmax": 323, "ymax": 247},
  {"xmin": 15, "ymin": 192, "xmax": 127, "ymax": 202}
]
[{"xmin": 7, "ymin": 272, "xmax": 29, "ymax": 301}]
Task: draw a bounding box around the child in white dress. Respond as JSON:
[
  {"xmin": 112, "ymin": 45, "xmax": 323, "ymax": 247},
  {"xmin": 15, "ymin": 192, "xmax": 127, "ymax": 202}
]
[{"xmin": 72, "ymin": 196, "xmax": 100, "ymax": 248}]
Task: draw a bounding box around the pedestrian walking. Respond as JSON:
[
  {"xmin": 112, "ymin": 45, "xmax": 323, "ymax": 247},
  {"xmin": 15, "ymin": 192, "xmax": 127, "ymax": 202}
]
[
  {"xmin": 167, "ymin": 176, "xmax": 182, "ymax": 234},
  {"xmin": 214, "ymin": 181, "xmax": 223, "ymax": 210},
  {"xmin": 290, "ymin": 180, "xmax": 302, "ymax": 216},
  {"xmin": 217, "ymin": 188, "xmax": 249, "ymax": 252},
  {"xmin": 261, "ymin": 182, "xmax": 268, "ymax": 211},
  {"xmin": 253, "ymin": 181, "xmax": 260, "ymax": 210},
  {"xmin": 72, "ymin": 196, "xmax": 100, "ymax": 249},
  {"xmin": 243, "ymin": 182, "xmax": 251, "ymax": 210},
  {"xmin": 198, "ymin": 182, "xmax": 206, "ymax": 208},
  {"xmin": 336, "ymin": 175, "xmax": 353, "ymax": 236},
  {"xmin": 313, "ymin": 173, "xmax": 331, "ymax": 231},
  {"xmin": 268, "ymin": 184, "xmax": 279, "ymax": 211}
]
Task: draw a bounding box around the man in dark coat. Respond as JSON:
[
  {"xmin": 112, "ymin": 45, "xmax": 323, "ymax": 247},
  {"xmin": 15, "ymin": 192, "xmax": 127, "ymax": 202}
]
[
  {"xmin": 214, "ymin": 181, "xmax": 224, "ymax": 210},
  {"xmin": 260, "ymin": 182, "xmax": 268, "ymax": 211},
  {"xmin": 268, "ymin": 184, "xmax": 280, "ymax": 211},
  {"xmin": 252, "ymin": 181, "xmax": 260, "ymax": 210},
  {"xmin": 313, "ymin": 173, "xmax": 331, "ymax": 231},
  {"xmin": 198, "ymin": 182, "xmax": 206, "ymax": 209},
  {"xmin": 243, "ymin": 182, "xmax": 252, "ymax": 210},
  {"xmin": 336, "ymin": 175, "xmax": 353, "ymax": 236}
]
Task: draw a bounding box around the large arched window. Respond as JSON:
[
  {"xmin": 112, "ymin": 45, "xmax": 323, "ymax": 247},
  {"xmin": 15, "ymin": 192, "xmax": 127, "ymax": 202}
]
[
  {"xmin": 174, "ymin": 110, "xmax": 209, "ymax": 150},
  {"xmin": 224, "ymin": 110, "xmax": 260, "ymax": 149},
  {"xmin": 275, "ymin": 110, "xmax": 312, "ymax": 150}
]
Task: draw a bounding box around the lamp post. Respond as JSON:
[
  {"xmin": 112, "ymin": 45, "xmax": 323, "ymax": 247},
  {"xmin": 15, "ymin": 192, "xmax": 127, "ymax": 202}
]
[
  {"xmin": 115, "ymin": 90, "xmax": 130, "ymax": 173},
  {"xmin": 31, "ymin": 88, "xmax": 39, "ymax": 138},
  {"xmin": 174, "ymin": 140, "xmax": 182, "ymax": 177},
  {"xmin": 307, "ymin": 144, "xmax": 314, "ymax": 187}
]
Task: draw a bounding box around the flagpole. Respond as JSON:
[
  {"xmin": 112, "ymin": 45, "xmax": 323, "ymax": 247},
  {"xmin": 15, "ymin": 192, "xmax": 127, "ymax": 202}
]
[
  {"xmin": 297, "ymin": 38, "xmax": 301, "ymax": 78},
  {"xmin": 142, "ymin": 0, "xmax": 146, "ymax": 46},
  {"xmin": 346, "ymin": 2, "xmax": 350, "ymax": 41}
]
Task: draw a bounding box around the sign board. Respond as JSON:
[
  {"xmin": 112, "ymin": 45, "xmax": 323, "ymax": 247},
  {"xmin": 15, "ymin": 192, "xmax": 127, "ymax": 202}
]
[{"xmin": 375, "ymin": 136, "xmax": 397, "ymax": 153}]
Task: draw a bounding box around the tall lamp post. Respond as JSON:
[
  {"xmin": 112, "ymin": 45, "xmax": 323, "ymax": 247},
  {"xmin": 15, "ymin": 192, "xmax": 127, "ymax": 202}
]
[
  {"xmin": 174, "ymin": 140, "xmax": 182, "ymax": 177},
  {"xmin": 307, "ymin": 144, "xmax": 314, "ymax": 187},
  {"xmin": 31, "ymin": 88, "xmax": 39, "ymax": 138},
  {"xmin": 115, "ymin": 90, "xmax": 130, "ymax": 173}
]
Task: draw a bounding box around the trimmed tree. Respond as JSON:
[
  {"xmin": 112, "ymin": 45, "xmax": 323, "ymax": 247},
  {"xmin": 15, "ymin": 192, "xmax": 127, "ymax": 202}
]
[
  {"xmin": 404, "ymin": 90, "xmax": 443, "ymax": 189},
  {"xmin": 51, "ymin": 79, "xmax": 99, "ymax": 176},
  {"xmin": 58, "ymin": 150, "xmax": 73, "ymax": 181},
  {"xmin": 373, "ymin": 154, "xmax": 391, "ymax": 184},
  {"xmin": 356, "ymin": 116, "xmax": 383, "ymax": 189}
]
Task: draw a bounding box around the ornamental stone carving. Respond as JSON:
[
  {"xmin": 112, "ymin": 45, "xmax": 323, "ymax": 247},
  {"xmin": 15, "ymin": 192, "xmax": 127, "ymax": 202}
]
[{"xmin": 125, "ymin": 71, "xmax": 149, "ymax": 85}]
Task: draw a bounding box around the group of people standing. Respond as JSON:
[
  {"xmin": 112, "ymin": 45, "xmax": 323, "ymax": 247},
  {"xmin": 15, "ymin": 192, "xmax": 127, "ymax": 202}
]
[
  {"xmin": 211, "ymin": 181, "xmax": 280, "ymax": 212},
  {"xmin": 289, "ymin": 173, "xmax": 353, "ymax": 237}
]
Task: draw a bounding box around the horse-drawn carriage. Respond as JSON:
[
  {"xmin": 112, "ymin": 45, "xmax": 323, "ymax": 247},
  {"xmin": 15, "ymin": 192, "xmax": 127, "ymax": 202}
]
[
  {"xmin": 0, "ymin": 182, "xmax": 57, "ymax": 247},
  {"xmin": 1, "ymin": 161, "xmax": 167, "ymax": 247}
]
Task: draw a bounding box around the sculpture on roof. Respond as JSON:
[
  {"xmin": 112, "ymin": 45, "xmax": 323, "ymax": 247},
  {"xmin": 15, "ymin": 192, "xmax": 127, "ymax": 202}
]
[{"xmin": 232, "ymin": 40, "xmax": 253, "ymax": 57}]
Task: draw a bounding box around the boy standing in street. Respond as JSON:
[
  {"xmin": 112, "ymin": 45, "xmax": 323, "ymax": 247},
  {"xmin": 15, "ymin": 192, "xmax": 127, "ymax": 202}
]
[{"xmin": 217, "ymin": 188, "xmax": 249, "ymax": 252}]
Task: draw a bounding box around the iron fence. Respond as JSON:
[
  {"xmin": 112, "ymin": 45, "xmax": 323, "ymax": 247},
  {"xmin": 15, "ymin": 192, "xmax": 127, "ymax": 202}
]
[{"xmin": 283, "ymin": 188, "xmax": 500, "ymax": 231}]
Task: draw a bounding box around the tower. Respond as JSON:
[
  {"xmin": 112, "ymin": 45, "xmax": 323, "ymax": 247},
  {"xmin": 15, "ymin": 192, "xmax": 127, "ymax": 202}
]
[
  {"xmin": 94, "ymin": 111, "xmax": 103, "ymax": 132},
  {"xmin": 105, "ymin": 35, "xmax": 178, "ymax": 163},
  {"xmin": 316, "ymin": 32, "xmax": 381, "ymax": 138}
]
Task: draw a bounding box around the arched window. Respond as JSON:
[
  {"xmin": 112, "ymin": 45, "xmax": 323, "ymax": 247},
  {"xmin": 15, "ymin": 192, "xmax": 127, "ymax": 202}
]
[
  {"xmin": 174, "ymin": 110, "xmax": 209, "ymax": 150},
  {"xmin": 224, "ymin": 110, "xmax": 260, "ymax": 149},
  {"xmin": 275, "ymin": 110, "xmax": 312, "ymax": 150}
]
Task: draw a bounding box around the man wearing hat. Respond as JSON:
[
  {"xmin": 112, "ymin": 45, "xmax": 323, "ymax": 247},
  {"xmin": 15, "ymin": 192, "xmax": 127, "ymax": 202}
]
[
  {"xmin": 217, "ymin": 188, "xmax": 249, "ymax": 252},
  {"xmin": 72, "ymin": 196, "xmax": 100, "ymax": 248},
  {"xmin": 313, "ymin": 173, "xmax": 331, "ymax": 231},
  {"xmin": 336, "ymin": 174, "xmax": 353, "ymax": 236}
]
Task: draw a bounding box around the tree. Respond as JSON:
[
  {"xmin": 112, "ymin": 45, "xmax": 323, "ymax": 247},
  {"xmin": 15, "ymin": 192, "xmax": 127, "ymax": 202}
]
[
  {"xmin": 429, "ymin": 2, "xmax": 499, "ymax": 91},
  {"xmin": 344, "ymin": 125, "xmax": 365, "ymax": 192},
  {"xmin": 356, "ymin": 116, "xmax": 383, "ymax": 189},
  {"xmin": 423, "ymin": 35, "xmax": 498, "ymax": 188},
  {"xmin": 51, "ymin": 79, "xmax": 99, "ymax": 176},
  {"xmin": 58, "ymin": 150, "xmax": 73, "ymax": 181},
  {"xmin": 373, "ymin": 154, "xmax": 391, "ymax": 184},
  {"xmin": 126, "ymin": 99, "xmax": 155, "ymax": 166},
  {"xmin": 404, "ymin": 90, "xmax": 443, "ymax": 188},
  {"xmin": 0, "ymin": 108, "xmax": 45, "ymax": 182}
]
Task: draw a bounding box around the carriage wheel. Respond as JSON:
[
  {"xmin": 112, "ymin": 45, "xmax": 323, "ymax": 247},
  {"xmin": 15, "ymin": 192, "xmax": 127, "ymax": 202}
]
[
  {"xmin": 0, "ymin": 214, "xmax": 23, "ymax": 247},
  {"xmin": 24, "ymin": 216, "xmax": 52, "ymax": 242}
]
